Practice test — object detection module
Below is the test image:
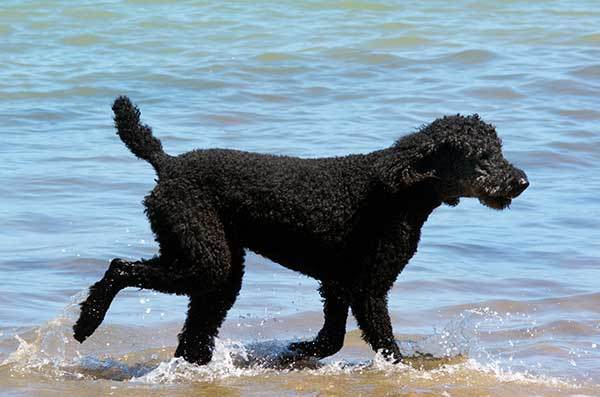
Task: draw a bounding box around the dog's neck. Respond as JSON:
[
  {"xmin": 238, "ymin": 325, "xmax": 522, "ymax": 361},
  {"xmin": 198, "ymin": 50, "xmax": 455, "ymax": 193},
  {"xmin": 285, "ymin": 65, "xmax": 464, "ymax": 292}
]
[
  {"xmin": 366, "ymin": 143, "xmax": 464, "ymax": 210},
  {"xmin": 368, "ymin": 183, "xmax": 441, "ymax": 231}
]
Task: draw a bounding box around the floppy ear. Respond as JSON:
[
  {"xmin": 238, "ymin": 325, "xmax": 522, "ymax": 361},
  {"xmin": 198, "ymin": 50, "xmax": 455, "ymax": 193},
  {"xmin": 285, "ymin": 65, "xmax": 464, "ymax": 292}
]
[{"xmin": 375, "ymin": 134, "xmax": 438, "ymax": 191}]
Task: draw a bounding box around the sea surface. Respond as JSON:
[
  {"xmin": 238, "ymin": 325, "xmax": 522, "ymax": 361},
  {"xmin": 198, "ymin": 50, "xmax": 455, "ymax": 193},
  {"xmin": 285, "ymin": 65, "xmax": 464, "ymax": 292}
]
[{"xmin": 1, "ymin": 1, "xmax": 600, "ymax": 395}]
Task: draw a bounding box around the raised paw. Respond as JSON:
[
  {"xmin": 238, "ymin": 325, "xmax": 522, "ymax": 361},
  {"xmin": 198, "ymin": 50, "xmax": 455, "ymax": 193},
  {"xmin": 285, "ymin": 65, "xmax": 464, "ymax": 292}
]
[
  {"xmin": 73, "ymin": 282, "xmax": 113, "ymax": 342},
  {"xmin": 73, "ymin": 259, "xmax": 127, "ymax": 343}
]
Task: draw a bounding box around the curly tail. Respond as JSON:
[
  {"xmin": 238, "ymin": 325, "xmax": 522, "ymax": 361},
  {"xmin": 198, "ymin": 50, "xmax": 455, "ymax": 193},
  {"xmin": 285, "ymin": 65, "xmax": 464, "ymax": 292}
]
[{"xmin": 112, "ymin": 96, "xmax": 168, "ymax": 171}]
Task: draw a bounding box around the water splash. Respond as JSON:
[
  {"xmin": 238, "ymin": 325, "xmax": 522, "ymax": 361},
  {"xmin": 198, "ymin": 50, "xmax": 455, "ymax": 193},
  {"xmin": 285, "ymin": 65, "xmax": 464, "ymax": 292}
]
[
  {"xmin": 0, "ymin": 294, "xmax": 589, "ymax": 392},
  {"xmin": 131, "ymin": 339, "xmax": 269, "ymax": 384},
  {"xmin": 1, "ymin": 290, "xmax": 88, "ymax": 378}
]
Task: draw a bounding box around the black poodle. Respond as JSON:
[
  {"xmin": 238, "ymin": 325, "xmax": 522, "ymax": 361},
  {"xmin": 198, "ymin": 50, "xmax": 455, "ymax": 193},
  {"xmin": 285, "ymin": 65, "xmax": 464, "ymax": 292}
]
[{"xmin": 73, "ymin": 96, "xmax": 528, "ymax": 365}]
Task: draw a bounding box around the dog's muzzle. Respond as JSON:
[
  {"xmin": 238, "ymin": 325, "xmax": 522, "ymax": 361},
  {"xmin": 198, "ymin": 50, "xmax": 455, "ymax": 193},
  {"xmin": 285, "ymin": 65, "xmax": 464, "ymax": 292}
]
[{"xmin": 509, "ymin": 168, "xmax": 529, "ymax": 198}]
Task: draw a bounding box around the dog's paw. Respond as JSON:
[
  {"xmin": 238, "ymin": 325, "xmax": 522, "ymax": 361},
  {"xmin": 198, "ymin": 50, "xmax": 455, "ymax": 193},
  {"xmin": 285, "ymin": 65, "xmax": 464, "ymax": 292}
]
[
  {"xmin": 73, "ymin": 259, "xmax": 129, "ymax": 343},
  {"xmin": 73, "ymin": 299, "xmax": 104, "ymax": 343},
  {"xmin": 73, "ymin": 315, "xmax": 94, "ymax": 343},
  {"xmin": 73, "ymin": 281, "xmax": 118, "ymax": 343},
  {"xmin": 379, "ymin": 348, "xmax": 403, "ymax": 364},
  {"xmin": 287, "ymin": 341, "xmax": 314, "ymax": 355}
]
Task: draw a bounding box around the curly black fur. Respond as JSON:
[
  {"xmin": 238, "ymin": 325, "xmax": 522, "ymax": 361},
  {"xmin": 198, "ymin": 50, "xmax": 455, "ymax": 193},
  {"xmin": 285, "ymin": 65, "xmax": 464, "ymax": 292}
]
[{"xmin": 74, "ymin": 96, "xmax": 529, "ymax": 364}]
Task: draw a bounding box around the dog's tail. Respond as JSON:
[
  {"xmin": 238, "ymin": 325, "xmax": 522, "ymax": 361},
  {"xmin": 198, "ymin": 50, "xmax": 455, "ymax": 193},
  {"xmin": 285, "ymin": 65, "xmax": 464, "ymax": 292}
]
[{"xmin": 112, "ymin": 96, "xmax": 169, "ymax": 172}]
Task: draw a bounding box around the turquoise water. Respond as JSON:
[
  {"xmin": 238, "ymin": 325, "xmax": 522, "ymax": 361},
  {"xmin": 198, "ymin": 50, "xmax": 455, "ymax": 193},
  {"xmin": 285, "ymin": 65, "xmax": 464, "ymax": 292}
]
[{"xmin": 1, "ymin": 1, "xmax": 599, "ymax": 395}]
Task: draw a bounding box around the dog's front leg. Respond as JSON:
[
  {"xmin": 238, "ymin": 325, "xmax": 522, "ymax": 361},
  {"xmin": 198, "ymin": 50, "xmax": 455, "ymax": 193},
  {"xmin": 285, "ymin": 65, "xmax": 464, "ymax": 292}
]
[
  {"xmin": 287, "ymin": 282, "xmax": 349, "ymax": 359},
  {"xmin": 350, "ymin": 293, "xmax": 402, "ymax": 362}
]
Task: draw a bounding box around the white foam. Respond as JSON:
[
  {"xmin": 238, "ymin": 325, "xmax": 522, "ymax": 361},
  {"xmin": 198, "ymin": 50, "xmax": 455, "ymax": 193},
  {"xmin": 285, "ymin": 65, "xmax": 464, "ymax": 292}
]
[
  {"xmin": 462, "ymin": 358, "xmax": 580, "ymax": 388},
  {"xmin": 0, "ymin": 294, "xmax": 590, "ymax": 391},
  {"xmin": 131, "ymin": 339, "xmax": 271, "ymax": 383}
]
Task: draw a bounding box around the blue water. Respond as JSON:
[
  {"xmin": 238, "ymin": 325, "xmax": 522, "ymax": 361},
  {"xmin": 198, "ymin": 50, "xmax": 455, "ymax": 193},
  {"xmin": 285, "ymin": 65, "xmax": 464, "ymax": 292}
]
[{"xmin": 1, "ymin": 1, "xmax": 599, "ymax": 395}]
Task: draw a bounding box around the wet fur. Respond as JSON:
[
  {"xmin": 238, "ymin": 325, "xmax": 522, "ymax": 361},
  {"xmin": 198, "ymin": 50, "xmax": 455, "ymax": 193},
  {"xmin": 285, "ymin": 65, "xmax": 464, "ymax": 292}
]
[{"xmin": 74, "ymin": 96, "xmax": 528, "ymax": 364}]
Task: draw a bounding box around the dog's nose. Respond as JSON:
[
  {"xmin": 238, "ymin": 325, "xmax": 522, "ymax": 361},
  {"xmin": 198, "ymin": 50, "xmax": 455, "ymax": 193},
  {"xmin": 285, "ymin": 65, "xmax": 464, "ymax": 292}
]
[
  {"xmin": 518, "ymin": 178, "xmax": 529, "ymax": 190},
  {"xmin": 511, "ymin": 170, "xmax": 529, "ymax": 197}
]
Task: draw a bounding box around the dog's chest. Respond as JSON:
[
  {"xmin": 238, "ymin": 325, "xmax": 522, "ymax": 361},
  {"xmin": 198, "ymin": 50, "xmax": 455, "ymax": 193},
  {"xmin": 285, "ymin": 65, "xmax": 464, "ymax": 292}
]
[{"xmin": 343, "ymin": 205, "xmax": 433, "ymax": 287}]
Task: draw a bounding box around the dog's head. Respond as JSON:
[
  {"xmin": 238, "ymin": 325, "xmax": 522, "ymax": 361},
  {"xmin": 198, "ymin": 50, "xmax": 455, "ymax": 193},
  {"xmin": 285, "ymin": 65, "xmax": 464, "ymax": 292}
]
[{"xmin": 379, "ymin": 114, "xmax": 528, "ymax": 209}]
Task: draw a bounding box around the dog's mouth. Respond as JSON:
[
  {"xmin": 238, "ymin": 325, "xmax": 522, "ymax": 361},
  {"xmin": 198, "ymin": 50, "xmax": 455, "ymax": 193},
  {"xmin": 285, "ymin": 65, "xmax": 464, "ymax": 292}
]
[
  {"xmin": 443, "ymin": 197, "xmax": 460, "ymax": 206},
  {"xmin": 478, "ymin": 195, "xmax": 512, "ymax": 210}
]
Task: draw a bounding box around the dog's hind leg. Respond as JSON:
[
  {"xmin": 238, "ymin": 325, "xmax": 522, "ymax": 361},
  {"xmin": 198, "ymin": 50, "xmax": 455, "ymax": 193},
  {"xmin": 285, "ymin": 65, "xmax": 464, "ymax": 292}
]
[
  {"xmin": 73, "ymin": 259, "xmax": 124, "ymax": 343},
  {"xmin": 73, "ymin": 256, "xmax": 185, "ymax": 343},
  {"xmin": 350, "ymin": 293, "xmax": 402, "ymax": 362},
  {"xmin": 287, "ymin": 282, "xmax": 349, "ymax": 359},
  {"xmin": 144, "ymin": 181, "xmax": 246, "ymax": 364},
  {"xmin": 74, "ymin": 230, "xmax": 240, "ymax": 346},
  {"xmin": 174, "ymin": 254, "xmax": 244, "ymax": 365}
]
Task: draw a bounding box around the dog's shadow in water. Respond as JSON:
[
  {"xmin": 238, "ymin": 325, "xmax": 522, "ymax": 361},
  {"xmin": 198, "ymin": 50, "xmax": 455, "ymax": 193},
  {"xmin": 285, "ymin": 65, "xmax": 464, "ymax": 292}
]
[
  {"xmin": 75, "ymin": 356, "xmax": 157, "ymax": 381},
  {"xmin": 75, "ymin": 339, "xmax": 465, "ymax": 381},
  {"xmin": 75, "ymin": 340, "xmax": 322, "ymax": 381}
]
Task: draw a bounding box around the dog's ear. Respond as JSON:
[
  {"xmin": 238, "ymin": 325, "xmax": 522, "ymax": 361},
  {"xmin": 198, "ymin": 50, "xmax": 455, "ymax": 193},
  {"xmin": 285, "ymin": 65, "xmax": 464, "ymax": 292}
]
[{"xmin": 375, "ymin": 135, "xmax": 438, "ymax": 191}]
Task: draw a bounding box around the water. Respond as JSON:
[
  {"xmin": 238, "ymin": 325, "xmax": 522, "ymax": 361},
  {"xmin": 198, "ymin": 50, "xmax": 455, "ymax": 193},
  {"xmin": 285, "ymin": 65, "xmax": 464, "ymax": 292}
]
[{"xmin": 1, "ymin": 0, "xmax": 600, "ymax": 395}]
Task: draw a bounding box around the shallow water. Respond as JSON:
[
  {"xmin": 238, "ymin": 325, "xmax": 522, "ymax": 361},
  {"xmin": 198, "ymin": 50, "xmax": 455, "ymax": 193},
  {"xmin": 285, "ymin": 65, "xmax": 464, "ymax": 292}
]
[{"xmin": 1, "ymin": 1, "xmax": 600, "ymax": 395}]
